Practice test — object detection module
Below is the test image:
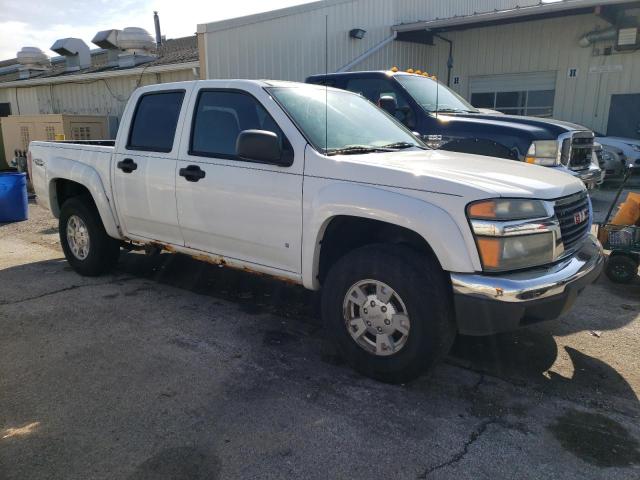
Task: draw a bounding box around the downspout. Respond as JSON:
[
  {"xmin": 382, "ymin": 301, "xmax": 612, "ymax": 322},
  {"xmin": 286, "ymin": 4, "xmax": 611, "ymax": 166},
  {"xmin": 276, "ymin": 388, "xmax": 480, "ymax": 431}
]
[
  {"xmin": 433, "ymin": 33, "xmax": 453, "ymax": 87},
  {"xmin": 337, "ymin": 31, "xmax": 398, "ymax": 73}
]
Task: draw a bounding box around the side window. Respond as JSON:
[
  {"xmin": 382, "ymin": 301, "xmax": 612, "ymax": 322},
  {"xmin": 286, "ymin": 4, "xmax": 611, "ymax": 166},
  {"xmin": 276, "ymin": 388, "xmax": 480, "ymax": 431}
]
[
  {"xmin": 127, "ymin": 91, "xmax": 185, "ymax": 152},
  {"xmin": 190, "ymin": 90, "xmax": 289, "ymax": 160},
  {"xmin": 345, "ymin": 78, "xmax": 413, "ymax": 126}
]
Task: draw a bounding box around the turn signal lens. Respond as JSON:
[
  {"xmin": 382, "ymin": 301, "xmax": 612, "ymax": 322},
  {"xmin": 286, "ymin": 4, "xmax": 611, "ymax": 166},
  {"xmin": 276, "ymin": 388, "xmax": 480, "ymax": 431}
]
[
  {"xmin": 476, "ymin": 238, "xmax": 501, "ymax": 268},
  {"xmin": 468, "ymin": 201, "xmax": 496, "ymax": 219}
]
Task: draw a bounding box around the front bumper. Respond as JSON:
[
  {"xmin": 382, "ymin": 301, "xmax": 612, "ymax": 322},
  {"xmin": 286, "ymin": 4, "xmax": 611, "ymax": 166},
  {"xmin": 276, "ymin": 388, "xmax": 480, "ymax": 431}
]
[
  {"xmin": 570, "ymin": 165, "xmax": 602, "ymax": 189},
  {"xmin": 450, "ymin": 234, "xmax": 604, "ymax": 336}
]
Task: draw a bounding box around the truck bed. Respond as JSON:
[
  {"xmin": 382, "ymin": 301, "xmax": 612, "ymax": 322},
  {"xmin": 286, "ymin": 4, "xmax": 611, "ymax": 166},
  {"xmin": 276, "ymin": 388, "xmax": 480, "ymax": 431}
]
[{"xmin": 29, "ymin": 140, "xmax": 115, "ymax": 216}]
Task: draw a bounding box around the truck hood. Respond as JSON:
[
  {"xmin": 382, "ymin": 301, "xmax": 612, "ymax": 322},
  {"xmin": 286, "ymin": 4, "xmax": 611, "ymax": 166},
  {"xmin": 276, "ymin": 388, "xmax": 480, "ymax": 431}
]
[
  {"xmin": 435, "ymin": 112, "xmax": 589, "ymax": 139},
  {"xmin": 308, "ymin": 148, "xmax": 585, "ymax": 200}
]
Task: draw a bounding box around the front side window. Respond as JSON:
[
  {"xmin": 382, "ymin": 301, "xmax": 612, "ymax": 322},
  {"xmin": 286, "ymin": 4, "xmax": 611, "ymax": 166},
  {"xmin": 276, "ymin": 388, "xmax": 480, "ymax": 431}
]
[
  {"xmin": 127, "ymin": 91, "xmax": 185, "ymax": 152},
  {"xmin": 345, "ymin": 78, "xmax": 413, "ymax": 125},
  {"xmin": 190, "ymin": 90, "xmax": 288, "ymax": 159},
  {"xmin": 268, "ymin": 86, "xmax": 423, "ymax": 154},
  {"xmin": 395, "ymin": 74, "xmax": 478, "ymax": 114}
]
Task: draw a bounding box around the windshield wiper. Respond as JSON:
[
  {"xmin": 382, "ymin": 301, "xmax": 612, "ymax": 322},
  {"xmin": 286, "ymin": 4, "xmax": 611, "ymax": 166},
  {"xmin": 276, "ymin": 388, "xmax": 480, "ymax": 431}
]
[
  {"xmin": 380, "ymin": 142, "xmax": 425, "ymax": 150},
  {"xmin": 325, "ymin": 145, "xmax": 393, "ymax": 156}
]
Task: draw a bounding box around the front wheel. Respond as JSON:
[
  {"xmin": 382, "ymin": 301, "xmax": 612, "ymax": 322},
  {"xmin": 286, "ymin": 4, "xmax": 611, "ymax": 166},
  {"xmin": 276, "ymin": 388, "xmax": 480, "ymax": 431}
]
[
  {"xmin": 59, "ymin": 196, "xmax": 120, "ymax": 276},
  {"xmin": 605, "ymin": 254, "xmax": 638, "ymax": 284},
  {"xmin": 321, "ymin": 244, "xmax": 456, "ymax": 383}
]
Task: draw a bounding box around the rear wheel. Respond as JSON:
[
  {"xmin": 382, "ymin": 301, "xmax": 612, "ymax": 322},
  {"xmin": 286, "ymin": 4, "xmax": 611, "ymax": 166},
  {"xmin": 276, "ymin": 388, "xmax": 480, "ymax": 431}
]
[
  {"xmin": 605, "ymin": 254, "xmax": 638, "ymax": 284},
  {"xmin": 321, "ymin": 244, "xmax": 456, "ymax": 383},
  {"xmin": 59, "ymin": 196, "xmax": 120, "ymax": 276}
]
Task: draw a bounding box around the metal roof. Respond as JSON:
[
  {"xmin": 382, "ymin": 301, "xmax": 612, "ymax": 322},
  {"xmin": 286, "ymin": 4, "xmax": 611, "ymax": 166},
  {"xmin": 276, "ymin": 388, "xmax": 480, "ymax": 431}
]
[
  {"xmin": 0, "ymin": 36, "xmax": 198, "ymax": 86},
  {"xmin": 393, "ymin": 0, "xmax": 639, "ymax": 32}
]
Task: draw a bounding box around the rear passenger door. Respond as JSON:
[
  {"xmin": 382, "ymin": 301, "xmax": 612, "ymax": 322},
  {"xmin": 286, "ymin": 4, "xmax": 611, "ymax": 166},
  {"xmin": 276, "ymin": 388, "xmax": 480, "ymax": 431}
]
[
  {"xmin": 175, "ymin": 87, "xmax": 303, "ymax": 274},
  {"xmin": 112, "ymin": 89, "xmax": 188, "ymax": 246}
]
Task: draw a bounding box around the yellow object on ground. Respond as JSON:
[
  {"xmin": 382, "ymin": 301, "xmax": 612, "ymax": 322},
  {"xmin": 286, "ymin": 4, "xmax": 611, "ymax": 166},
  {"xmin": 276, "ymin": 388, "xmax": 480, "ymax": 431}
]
[{"xmin": 611, "ymin": 199, "xmax": 640, "ymax": 226}]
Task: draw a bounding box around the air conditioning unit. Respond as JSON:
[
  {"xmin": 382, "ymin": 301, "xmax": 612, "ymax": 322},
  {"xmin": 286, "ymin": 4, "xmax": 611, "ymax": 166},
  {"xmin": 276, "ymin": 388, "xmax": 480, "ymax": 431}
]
[{"xmin": 616, "ymin": 27, "xmax": 639, "ymax": 51}]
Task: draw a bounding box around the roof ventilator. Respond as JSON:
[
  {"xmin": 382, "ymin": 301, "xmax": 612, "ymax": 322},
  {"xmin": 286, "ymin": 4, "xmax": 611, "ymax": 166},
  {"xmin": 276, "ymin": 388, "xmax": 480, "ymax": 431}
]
[
  {"xmin": 50, "ymin": 38, "xmax": 91, "ymax": 72},
  {"xmin": 16, "ymin": 47, "xmax": 50, "ymax": 79},
  {"xmin": 115, "ymin": 27, "xmax": 157, "ymax": 68}
]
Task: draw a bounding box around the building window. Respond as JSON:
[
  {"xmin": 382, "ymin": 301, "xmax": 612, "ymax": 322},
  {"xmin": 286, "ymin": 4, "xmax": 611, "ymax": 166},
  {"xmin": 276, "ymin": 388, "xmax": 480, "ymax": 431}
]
[
  {"xmin": 71, "ymin": 126, "xmax": 92, "ymax": 140},
  {"xmin": 470, "ymin": 89, "xmax": 555, "ymax": 117}
]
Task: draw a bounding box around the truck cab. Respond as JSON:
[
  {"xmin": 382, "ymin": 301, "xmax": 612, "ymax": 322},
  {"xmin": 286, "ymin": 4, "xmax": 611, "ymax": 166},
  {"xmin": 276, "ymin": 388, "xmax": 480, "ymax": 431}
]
[{"xmin": 306, "ymin": 70, "xmax": 602, "ymax": 189}]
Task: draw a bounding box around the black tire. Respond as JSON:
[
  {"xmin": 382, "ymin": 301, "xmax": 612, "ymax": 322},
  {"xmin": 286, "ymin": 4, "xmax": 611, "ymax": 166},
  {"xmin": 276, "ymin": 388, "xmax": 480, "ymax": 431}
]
[
  {"xmin": 605, "ymin": 255, "xmax": 638, "ymax": 284},
  {"xmin": 59, "ymin": 196, "xmax": 120, "ymax": 276},
  {"xmin": 321, "ymin": 244, "xmax": 456, "ymax": 383}
]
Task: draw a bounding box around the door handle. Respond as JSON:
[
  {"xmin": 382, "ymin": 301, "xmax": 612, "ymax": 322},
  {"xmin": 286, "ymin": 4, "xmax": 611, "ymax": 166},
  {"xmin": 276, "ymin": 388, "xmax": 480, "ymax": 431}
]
[
  {"xmin": 179, "ymin": 165, "xmax": 206, "ymax": 182},
  {"xmin": 117, "ymin": 158, "xmax": 138, "ymax": 173}
]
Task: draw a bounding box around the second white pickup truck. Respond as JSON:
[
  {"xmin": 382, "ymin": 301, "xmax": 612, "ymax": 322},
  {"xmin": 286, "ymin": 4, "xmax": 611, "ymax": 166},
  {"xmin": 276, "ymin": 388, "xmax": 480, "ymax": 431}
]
[{"xmin": 29, "ymin": 80, "xmax": 604, "ymax": 382}]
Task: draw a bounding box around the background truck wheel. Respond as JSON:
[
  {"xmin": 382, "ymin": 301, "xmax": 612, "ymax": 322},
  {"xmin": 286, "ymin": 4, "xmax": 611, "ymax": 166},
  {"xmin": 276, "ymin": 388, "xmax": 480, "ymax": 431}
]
[
  {"xmin": 321, "ymin": 244, "xmax": 456, "ymax": 383},
  {"xmin": 59, "ymin": 196, "xmax": 120, "ymax": 276},
  {"xmin": 605, "ymin": 254, "xmax": 638, "ymax": 284}
]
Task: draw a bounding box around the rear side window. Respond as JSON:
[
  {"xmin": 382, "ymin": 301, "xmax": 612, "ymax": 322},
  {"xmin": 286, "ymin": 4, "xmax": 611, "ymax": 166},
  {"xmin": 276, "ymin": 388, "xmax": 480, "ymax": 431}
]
[
  {"xmin": 127, "ymin": 91, "xmax": 185, "ymax": 152},
  {"xmin": 190, "ymin": 90, "xmax": 289, "ymax": 159}
]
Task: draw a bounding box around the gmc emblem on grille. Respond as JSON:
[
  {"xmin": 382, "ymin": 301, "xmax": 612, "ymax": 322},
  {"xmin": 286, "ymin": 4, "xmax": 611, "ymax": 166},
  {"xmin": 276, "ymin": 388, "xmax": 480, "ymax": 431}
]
[{"xmin": 574, "ymin": 209, "xmax": 588, "ymax": 225}]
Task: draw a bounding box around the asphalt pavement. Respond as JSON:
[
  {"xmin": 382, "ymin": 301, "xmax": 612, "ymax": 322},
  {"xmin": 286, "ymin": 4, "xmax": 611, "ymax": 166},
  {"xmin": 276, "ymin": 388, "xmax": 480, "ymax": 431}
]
[{"xmin": 0, "ymin": 197, "xmax": 638, "ymax": 480}]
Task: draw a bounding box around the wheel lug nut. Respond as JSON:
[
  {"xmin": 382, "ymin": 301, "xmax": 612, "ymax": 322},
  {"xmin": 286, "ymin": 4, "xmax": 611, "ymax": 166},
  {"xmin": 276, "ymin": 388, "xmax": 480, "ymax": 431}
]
[
  {"xmin": 370, "ymin": 300, "xmax": 376, "ymax": 307},
  {"xmin": 384, "ymin": 319, "xmax": 391, "ymax": 325},
  {"xmin": 366, "ymin": 321, "xmax": 372, "ymax": 326},
  {"xmin": 363, "ymin": 308, "xmax": 368, "ymax": 314},
  {"xmin": 377, "ymin": 327, "xmax": 382, "ymax": 332},
  {"xmin": 381, "ymin": 306, "xmax": 387, "ymax": 313}
]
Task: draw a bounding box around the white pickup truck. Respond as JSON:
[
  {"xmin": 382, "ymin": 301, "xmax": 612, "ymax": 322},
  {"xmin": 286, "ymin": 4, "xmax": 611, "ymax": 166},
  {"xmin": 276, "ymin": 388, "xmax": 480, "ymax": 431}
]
[{"xmin": 29, "ymin": 80, "xmax": 604, "ymax": 382}]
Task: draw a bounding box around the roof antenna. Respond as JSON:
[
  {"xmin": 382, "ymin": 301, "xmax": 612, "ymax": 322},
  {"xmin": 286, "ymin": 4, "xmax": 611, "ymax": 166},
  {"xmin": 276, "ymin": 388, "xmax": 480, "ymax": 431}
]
[
  {"xmin": 435, "ymin": 37, "xmax": 439, "ymax": 119},
  {"xmin": 325, "ymin": 14, "xmax": 328, "ymax": 152}
]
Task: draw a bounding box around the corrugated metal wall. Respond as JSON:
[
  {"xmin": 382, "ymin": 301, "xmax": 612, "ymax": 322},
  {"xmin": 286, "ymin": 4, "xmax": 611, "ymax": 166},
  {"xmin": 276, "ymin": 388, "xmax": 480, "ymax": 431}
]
[
  {"xmin": 201, "ymin": 1, "xmax": 640, "ymax": 133},
  {"xmin": 202, "ymin": 0, "xmax": 430, "ymax": 81},
  {"xmin": 417, "ymin": 13, "xmax": 640, "ymax": 133},
  {"xmin": 0, "ymin": 69, "xmax": 195, "ymax": 125}
]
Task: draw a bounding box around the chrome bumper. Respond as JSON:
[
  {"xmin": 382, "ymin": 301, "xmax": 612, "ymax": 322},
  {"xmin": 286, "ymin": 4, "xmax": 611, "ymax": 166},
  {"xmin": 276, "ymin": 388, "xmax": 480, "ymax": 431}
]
[
  {"xmin": 450, "ymin": 234, "xmax": 604, "ymax": 335},
  {"xmin": 570, "ymin": 165, "xmax": 602, "ymax": 188}
]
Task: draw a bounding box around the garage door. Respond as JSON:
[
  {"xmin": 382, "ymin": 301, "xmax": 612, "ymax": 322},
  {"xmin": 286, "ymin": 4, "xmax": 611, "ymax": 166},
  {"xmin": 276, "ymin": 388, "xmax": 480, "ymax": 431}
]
[{"xmin": 469, "ymin": 71, "xmax": 557, "ymax": 117}]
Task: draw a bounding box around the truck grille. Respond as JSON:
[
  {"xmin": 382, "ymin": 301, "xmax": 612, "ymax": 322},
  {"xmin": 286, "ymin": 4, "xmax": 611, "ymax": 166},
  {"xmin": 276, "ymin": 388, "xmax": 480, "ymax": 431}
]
[
  {"xmin": 554, "ymin": 191, "xmax": 590, "ymax": 253},
  {"xmin": 560, "ymin": 132, "xmax": 594, "ymax": 171}
]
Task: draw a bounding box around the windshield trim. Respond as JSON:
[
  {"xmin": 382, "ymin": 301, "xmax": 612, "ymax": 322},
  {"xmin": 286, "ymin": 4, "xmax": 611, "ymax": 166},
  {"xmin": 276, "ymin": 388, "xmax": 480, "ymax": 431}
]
[
  {"xmin": 264, "ymin": 85, "xmax": 426, "ymax": 155},
  {"xmin": 393, "ymin": 74, "xmax": 479, "ymax": 114}
]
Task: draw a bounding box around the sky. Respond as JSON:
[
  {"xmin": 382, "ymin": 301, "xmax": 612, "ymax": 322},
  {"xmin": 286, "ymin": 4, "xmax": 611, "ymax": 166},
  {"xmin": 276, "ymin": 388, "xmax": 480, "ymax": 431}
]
[{"xmin": 0, "ymin": 0, "xmax": 316, "ymax": 60}]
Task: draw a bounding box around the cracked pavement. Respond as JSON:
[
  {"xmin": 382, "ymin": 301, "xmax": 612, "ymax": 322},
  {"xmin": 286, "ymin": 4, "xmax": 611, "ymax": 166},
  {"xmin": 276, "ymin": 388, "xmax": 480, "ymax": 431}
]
[{"xmin": 0, "ymin": 201, "xmax": 639, "ymax": 479}]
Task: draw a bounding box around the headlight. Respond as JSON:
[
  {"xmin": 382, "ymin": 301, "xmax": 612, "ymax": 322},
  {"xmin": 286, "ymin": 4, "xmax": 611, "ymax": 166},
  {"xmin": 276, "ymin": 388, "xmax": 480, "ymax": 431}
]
[
  {"xmin": 525, "ymin": 140, "xmax": 561, "ymax": 166},
  {"xmin": 467, "ymin": 199, "xmax": 555, "ymax": 272},
  {"xmin": 467, "ymin": 199, "xmax": 549, "ymax": 221}
]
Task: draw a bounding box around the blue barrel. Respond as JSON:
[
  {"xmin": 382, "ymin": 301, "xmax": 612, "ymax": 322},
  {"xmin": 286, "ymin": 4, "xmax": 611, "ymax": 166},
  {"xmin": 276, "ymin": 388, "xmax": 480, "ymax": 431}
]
[{"xmin": 0, "ymin": 172, "xmax": 28, "ymax": 223}]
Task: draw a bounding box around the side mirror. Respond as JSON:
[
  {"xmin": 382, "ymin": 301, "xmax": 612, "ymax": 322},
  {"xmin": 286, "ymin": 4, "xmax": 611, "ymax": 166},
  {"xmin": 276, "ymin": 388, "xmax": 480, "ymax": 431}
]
[
  {"xmin": 236, "ymin": 129, "xmax": 287, "ymax": 166},
  {"xmin": 378, "ymin": 95, "xmax": 398, "ymax": 116}
]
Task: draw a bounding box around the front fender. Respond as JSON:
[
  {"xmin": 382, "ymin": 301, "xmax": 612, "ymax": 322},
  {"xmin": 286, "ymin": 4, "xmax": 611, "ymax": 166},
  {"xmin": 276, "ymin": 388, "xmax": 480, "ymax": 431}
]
[
  {"xmin": 302, "ymin": 182, "xmax": 477, "ymax": 290},
  {"xmin": 47, "ymin": 158, "xmax": 121, "ymax": 239}
]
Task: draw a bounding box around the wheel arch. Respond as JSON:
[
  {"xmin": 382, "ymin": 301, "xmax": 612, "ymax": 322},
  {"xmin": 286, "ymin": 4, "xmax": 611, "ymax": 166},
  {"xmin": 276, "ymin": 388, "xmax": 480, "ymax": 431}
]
[
  {"xmin": 47, "ymin": 159, "xmax": 121, "ymax": 239},
  {"xmin": 302, "ymin": 183, "xmax": 478, "ymax": 290}
]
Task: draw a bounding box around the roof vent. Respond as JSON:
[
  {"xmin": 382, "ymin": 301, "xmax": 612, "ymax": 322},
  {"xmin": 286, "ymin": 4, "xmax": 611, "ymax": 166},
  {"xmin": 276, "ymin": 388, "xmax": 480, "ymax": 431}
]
[
  {"xmin": 51, "ymin": 38, "xmax": 91, "ymax": 71},
  {"xmin": 16, "ymin": 46, "xmax": 50, "ymax": 79},
  {"xmin": 116, "ymin": 27, "xmax": 156, "ymax": 68},
  {"xmin": 92, "ymin": 29, "xmax": 122, "ymax": 67}
]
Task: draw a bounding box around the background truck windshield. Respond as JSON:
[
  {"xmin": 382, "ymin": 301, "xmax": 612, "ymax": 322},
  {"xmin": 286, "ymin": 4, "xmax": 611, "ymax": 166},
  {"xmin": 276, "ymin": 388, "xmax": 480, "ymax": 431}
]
[
  {"xmin": 268, "ymin": 87, "xmax": 422, "ymax": 154},
  {"xmin": 395, "ymin": 75, "xmax": 479, "ymax": 114}
]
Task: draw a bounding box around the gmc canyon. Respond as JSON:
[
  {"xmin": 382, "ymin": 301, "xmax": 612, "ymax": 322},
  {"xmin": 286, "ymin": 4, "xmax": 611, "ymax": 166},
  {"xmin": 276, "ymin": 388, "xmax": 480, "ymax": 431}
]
[{"xmin": 29, "ymin": 80, "xmax": 604, "ymax": 382}]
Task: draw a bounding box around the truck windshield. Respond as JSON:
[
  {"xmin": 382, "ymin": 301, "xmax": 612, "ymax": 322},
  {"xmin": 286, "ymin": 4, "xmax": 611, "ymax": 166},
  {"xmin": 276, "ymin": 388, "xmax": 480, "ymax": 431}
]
[
  {"xmin": 268, "ymin": 86, "xmax": 424, "ymax": 155},
  {"xmin": 395, "ymin": 75, "xmax": 479, "ymax": 114}
]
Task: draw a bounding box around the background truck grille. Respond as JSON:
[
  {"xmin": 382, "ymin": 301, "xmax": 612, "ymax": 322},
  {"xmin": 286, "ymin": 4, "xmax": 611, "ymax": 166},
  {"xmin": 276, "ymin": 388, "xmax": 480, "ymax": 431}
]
[
  {"xmin": 560, "ymin": 132, "xmax": 594, "ymax": 171},
  {"xmin": 554, "ymin": 192, "xmax": 590, "ymax": 253}
]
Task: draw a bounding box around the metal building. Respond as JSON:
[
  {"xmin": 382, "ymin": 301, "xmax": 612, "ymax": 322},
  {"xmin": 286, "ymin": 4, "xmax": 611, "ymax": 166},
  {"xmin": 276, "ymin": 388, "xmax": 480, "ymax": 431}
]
[{"xmin": 197, "ymin": 0, "xmax": 640, "ymax": 135}]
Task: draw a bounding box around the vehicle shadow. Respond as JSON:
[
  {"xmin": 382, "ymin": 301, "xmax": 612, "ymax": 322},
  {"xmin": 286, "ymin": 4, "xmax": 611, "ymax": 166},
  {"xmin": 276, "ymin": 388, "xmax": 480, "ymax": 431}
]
[{"xmin": 113, "ymin": 251, "xmax": 639, "ymax": 407}]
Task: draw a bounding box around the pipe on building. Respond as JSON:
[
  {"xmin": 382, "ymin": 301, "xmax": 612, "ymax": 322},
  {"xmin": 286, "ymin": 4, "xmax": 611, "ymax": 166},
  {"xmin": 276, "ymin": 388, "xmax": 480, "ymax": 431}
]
[
  {"xmin": 433, "ymin": 33, "xmax": 454, "ymax": 87},
  {"xmin": 337, "ymin": 31, "xmax": 398, "ymax": 73},
  {"xmin": 154, "ymin": 11, "xmax": 162, "ymax": 47},
  {"xmin": 579, "ymin": 27, "xmax": 617, "ymax": 47}
]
